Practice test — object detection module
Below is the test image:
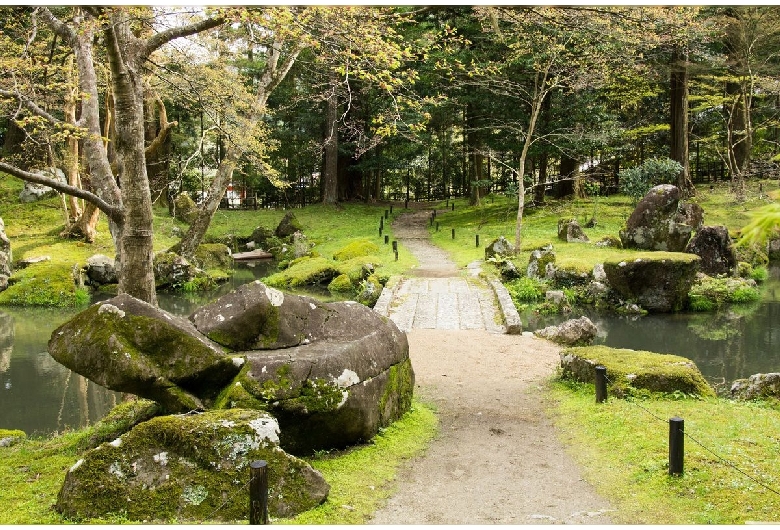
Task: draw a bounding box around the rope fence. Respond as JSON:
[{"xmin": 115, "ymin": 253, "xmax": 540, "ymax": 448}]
[{"xmin": 594, "ymin": 366, "xmax": 780, "ymax": 498}]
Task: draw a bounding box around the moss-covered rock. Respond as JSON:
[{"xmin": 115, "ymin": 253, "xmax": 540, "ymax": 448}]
[
  {"xmin": 153, "ymin": 251, "xmax": 197, "ymax": 290},
  {"xmin": 603, "ymin": 253, "xmax": 700, "ymax": 312},
  {"xmin": 173, "ymin": 193, "xmax": 198, "ymax": 224},
  {"xmin": 333, "ymin": 239, "xmax": 380, "ymax": 261},
  {"xmin": 560, "ymin": 345, "xmax": 715, "ymax": 398},
  {"xmin": 189, "ymin": 281, "xmax": 331, "ymax": 351},
  {"xmin": 192, "ymin": 243, "xmax": 233, "ymax": 271},
  {"xmin": 78, "ymin": 399, "xmax": 162, "ymax": 451},
  {"xmin": 688, "ymin": 274, "xmax": 760, "ymax": 311},
  {"xmin": 275, "ymin": 211, "xmax": 303, "ymax": 238},
  {"xmin": 356, "ymin": 274, "xmax": 382, "ymax": 307},
  {"xmin": 55, "ymin": 409, "xmax": 329, "ymax": 522},
  {"xmin": 0, "ymin": 428, "xmax": 26, "ymax": 447},
  {"xmin": 48, "ymin": 294, "xmax": 242, "ymax": 413},
  {"xmin": 0, "ymin": 261, "xmax": 89, "ymax": 308},
  {"xmin": 217, "ymin": 300, "xmax": 414, "ymax": 455},
  {"xmin": 328, "ymin": 274, "xmax": 354, "ymax": 293},
  {"xmin": 264, "ymin": 256, "xmax": 341, "ymax": 288},
  {"xmin": 730, "ymin": 373, "xmax": 780, "ymax": 401}
]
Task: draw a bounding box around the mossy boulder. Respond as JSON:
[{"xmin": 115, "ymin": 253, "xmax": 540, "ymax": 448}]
[
  {"xmin": 328, "ymin": 274, "xmax": 354, "ymax": 293},
  {"xmin": 85, "ymin": 254, "xmax": 118, "ymax": 286},
  {"xmin": 275, "ymin": 211, "xmax": 303, "ymax": 238},
  {"xmin": 264, "ymin": 256, "xmax": 341, "ymax": 288},
  {"xmin": 560, "ymin": 345, "xmax": 715, "ymax": 398},
  {"xmin": 78, "ymin": 398, "xmax": 162, "ymax": 451},
  {"xmin": 153, "ymin": 251, "xmax": 197, "ymax": 290},
  {"xmin": 55, "ymin": 409, "xmax": 329, "ymax": 522},
  {"xmin": 0, "ymin": 428, "xmax": 26, "ymax": 447},
  {"xmin": 216, "ymin": 300, "xmax": 414, "ymax": 455},
  {"xmin": 603, "ymin": 253, "xmax": 700, "ymax": 312},
  {"xmin": 192, "ymin": 243, "xmax": 233, "ymax": 271},
  {"xmin": 333, "ymin": 239, "xmax": 380, "ymax": 261},
  {"xmin": 189, "ymin": 281, "xmax": 332, "ymax": 351},
  {"xmin": 48, "ymin": 294, "xmax": 242, "ymax": 413},
  {"xmin": 619, "ymin": 184, "xmax": 701, "ymax": 252},
  {"xmin": 173, "ymin": 193, "xmax": 198, "ymax": 224},
  {"xmin": 527, "ymin": 245, "xmax": 556, "ymax": 278},
  {"xmin": 730, "ymin": 373, "xmax": 780, "ymax": 401},
  {"xmin": 684, "ymin": 225, "xmax": 737, "ymax": 276},
  {"xmin": 356, "ymin": 274, "xmax": 383, "ymax": 307}
]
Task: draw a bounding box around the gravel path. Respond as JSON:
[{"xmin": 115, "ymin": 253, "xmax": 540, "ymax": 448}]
[{"xmin": 369, "ymin": 205, "xmax": 615, "ymax": 525}]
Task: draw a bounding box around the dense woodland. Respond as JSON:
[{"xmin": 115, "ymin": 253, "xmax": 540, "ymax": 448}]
[{"xmin": 2, "ymin": 6, "xmax": 780, "ymax": 301}]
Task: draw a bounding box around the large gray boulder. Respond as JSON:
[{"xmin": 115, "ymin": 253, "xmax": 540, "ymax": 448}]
[
  {"xmin": 0, "ymin": 217, "xmax": 10, "ymax": 291},
  {"xmin": 603, "ymin": 255, "xmax": 700, "ymax": 312},
  {"xmin": 557, "ymin": 218, "xmax": 590, "ymax": 243},
  {"xmin": 484, "ymin": 236, "xmax": 515, "ymax": 260},
  {"xmin": 730, "ymin": 373, "xmax": 780, "ymax": 401},
  {"xmin": 684, "ymin": 225, "xmax": 737, "ymax": 276},
  {"xmin": 85, "ymin": 254, "xmax": 118, "ymax": 285},
  {"xmin": 48, "ymin": 294, "xmax": 242, "ymax": 413},
  {"xmin": 153, "ymin": 251, "xmax": 197, "ymax": 289},
  {"xmin": 527, "ymin": 245, "xmax": 556, "ymax": 279},
  {"xmin": 189, "ymin": 281, "xmax": 333, "ymax": 350},
  {"xmin": 209, "ymin": 286, "xmax": 414, "ymax": 455},
  {"xmin": 535, "ymin": 316, "xmax": 597, "ymax": 346},
  {"xmin": 619, "ymin": 184, "xmax": 701, "ymax": 252},
  {"xmin": 55, "ymin": 409, "xmax": 329, "ymax": 522}
]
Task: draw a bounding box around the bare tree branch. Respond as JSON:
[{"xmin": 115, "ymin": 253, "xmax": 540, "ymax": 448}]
[
  {"xmin": 140, "ymin": 15, "xmax": 226, "ymax": 59},
  {"xmin": 0, "ymin": 162, "xmax": 123, "ymax": 224}
]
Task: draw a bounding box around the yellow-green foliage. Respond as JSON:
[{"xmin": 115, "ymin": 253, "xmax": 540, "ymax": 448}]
[
  {"xmin": 333, "ymin": 239, "xmax": 380, "ymax": 261},
  {"xmin": 0, "ymin": 262, "xmax": 89, "ymax": 308},
  {"xmin": 561, "ymin": 345, "xmax": 715, "ymax": 398}
]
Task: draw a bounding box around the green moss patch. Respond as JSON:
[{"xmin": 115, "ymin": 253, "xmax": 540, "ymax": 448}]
[
  {"xmin": 333, "ymin": 239, "xmax": 380, "ymax": 261},
  {"xmin": 560, "ymin": 345, "xmax": 715, "ymax": 398},
  {"xmin": 264, "ymin": 257, "xmax": 341, "ymax": 288},
  {"xmin": 688, "ymin": 275, "xmax": 760, "ymax": 311},
  {"xmin": 0, "ymin": 262, "xmax": 89, "ymax": 308}
]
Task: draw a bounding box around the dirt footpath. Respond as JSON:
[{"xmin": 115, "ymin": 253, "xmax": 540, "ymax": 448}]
[{"xmin": 369, "ymin": 327, "xmax": 615, "ymax": 524}]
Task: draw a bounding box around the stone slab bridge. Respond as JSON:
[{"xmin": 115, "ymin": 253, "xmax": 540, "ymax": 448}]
[{"xmin": 372, "ymin": 208, "xmax": 521, "ymax": 334}]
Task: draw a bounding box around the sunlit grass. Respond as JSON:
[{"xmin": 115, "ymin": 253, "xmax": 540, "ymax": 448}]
[{"xmin": 549, "ymin": 379, "xmax": 780, "ymax": 524}]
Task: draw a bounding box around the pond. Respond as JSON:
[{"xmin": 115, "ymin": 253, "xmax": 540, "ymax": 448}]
[
  {"xmin": 521, "ymin": 265, "xmax": 780, "ymax": 395},
  {"xmin": 2, "ymin": 262, "xmax": 779, "ymax": 436}
]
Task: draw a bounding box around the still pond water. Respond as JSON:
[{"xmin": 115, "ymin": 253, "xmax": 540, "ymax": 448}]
[{"xmin": 2, "ymin": 263, "xmax": 780, "ymax": 436}]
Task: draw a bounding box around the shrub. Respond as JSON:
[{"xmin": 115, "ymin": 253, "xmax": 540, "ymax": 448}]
[
  {"xmin": 505, "ymin": 276, "xmax": 545, "ymax": 304},
  {"xmin": 619, "ymin": 157, "xmax": 683, "ymax": 204}
]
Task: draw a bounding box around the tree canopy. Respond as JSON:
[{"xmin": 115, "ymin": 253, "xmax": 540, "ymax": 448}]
[{"xmin": 2, "ymin": 5, "xmax": 780, "ymax": 299}]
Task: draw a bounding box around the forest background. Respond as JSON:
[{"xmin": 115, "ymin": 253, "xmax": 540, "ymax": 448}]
[{"xmin": 1, "ymin": 5, "xmax": 779, "ymax": 303}]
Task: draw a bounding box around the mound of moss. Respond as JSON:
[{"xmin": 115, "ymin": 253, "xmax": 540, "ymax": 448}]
[
  {"xmin": 0, "ymin": 429, "xmax": 26, "ymax": 447},
  {"xmin": 0, "ymin": 262, "xmax": 89, "ymax": 308},
  {"xmin": 264, "ymin": 257, "xmax": 341, "ymax": 288},
  {"xmin": 688, "ymin": 275, "xmax": 760, "ymax": 311},
  {"xmin": 333, "ymin": 239, "xmax": 380, "ymax": 261},
  {"xmin": 560, "ymin": 345, "xmax": 715, "ymax": 398}
]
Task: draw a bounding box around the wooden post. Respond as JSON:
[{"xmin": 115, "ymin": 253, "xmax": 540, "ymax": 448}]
[
  {"xmin": 384, "ymin": 235, "xmax": 389, "ymax": 244},
  {"xmin": 249, "ymin": 460, "xmax": 268, "ymax": 524},
  {"xmin": 392, "ymin": 241, "xmax": 398, "ymax": 252},
  {"xmin": 384, "ymin": 209, "xmax": 389, "ymax": 219},
  {"xmin": 595, "ymin": 365, "xmax": 607, "ymax": 403},
  {"xmin": 669, "ymin": 417, "xmax": 684, "ymax": 475},
  {"xmin": 451, "ymin": 228, "xmax": 455, "ymax": 239},
  {"xmin": 436, "ymin": 222, "xmax": 439, "ymax": 232},
  {"xmin": 475, "ymin": 234, "xmax": 480, "ymax": 247},
  {"xmin": 390, "ymin": 205, "xmax": 393, "ymax": 214},
  {"xmin": 451, "ymin": 203, "xmax": 455, "ymax": 211}
]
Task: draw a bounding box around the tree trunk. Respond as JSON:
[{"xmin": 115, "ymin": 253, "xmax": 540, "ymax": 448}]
[
  {"xmin": 557, "ymin": 154, "xmax": 578, "ymax": 198},
  {"xmin": 322, "ymin": 73, "xmax": 339, "ymax": 205},
  {"xmin": 670, "ymin": 46, "xmax": 694, "ymax": 196}
]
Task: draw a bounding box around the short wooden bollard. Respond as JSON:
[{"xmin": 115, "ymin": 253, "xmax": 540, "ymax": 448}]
[
  {"xmin": 430, "ymin": 215, "xmax": 433, "ymax": 226},
  {"xmin": 392, "ymin": 240, "xmax": 398, "ymax": 252},
  {"xmin": 475, "ymin": 234, "xmax": 480, "ymax": 247},
  {"xmin": 390, "ymin": 205, "xmax": 393, "ymax": 214},
  {"xmin": 436, "ymin": 222, "xmax": 439, "ymax": 232},
  {"xmin": 451, "ymin": 228, "xmax": 455, "ymax": 239},
  {"xmin": 384, "ymin": 235, "xmax": 389, "ymax": 244},
  {"xmin": 394, "ymin": 249, "xmax": 398, "ymax": 261},
  {"xmin": 451, "ymin": 203, "xmax": 455, "ymax": 211},
  {"xmin": 669, "ymin": 417, "xmax": 684, "ymax": 475},
  {"xmin": 384, "ymin": 209, "xmax": 389, "ymax": 219},
  {"xmin": 595, "ymin": 365, "xmax": 607, "ymax": 403},
  {"xmin": 249, "ymin": 460, "xmax": 268, "ymax": 525},
  {"xmin": 446, "ymin": 199, "xmax": 449, "ymax": 207}
]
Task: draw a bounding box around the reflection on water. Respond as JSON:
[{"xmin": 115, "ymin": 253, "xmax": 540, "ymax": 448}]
[{"xmin": 522, "ymin": 266, "xmax": 780, "ymax": 393}]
